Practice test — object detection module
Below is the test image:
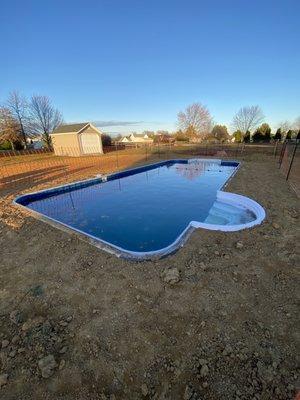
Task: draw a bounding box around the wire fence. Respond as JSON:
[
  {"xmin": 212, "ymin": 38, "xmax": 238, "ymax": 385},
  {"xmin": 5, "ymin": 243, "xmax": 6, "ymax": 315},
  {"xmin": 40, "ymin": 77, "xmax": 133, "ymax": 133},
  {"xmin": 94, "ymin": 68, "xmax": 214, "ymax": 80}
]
[
  {"xmin": 276, "ymin": 139, "xmax": 299, "ymax": 197},
  {"xmin": 1, "ymin": 141, "xmax": 298, "ymax": 197},
  {"xmin": 0, "ymin": 148, "xmax": 51, "ymax": 158}
]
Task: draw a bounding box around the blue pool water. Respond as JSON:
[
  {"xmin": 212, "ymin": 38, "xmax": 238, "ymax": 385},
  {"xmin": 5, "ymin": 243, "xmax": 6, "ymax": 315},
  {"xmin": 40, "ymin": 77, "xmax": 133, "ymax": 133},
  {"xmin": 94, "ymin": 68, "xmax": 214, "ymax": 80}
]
[{"xmin": 16, "ymin": 160, "xmax": 256, "ymax": 253}]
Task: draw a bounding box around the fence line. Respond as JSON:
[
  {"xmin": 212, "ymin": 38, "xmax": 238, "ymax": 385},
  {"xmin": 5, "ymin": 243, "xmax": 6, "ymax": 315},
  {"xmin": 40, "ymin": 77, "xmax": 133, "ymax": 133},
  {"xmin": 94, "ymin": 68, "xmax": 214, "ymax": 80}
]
[
  {"xmin": 275, "ymin": 139, "xmax": 299, "ymax": 197},
  {"xmin": 2, "ymin": 141, "xmax": 298, "ymax": 196},
  {"xmin": 0, "ymin": 148, "xmax": 51, "ymax": 158}
]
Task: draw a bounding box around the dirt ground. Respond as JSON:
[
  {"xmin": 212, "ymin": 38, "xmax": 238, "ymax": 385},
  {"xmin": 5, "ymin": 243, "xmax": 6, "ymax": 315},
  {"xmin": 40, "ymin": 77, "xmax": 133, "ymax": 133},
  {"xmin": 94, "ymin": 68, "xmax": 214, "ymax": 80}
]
[
  {"xmin": 0, "ymin": 147, "xmax": 149, "ymax": 192},
  {"xmin": 0, "ymin": 154, "xmax": 299, "ymax": 400}
]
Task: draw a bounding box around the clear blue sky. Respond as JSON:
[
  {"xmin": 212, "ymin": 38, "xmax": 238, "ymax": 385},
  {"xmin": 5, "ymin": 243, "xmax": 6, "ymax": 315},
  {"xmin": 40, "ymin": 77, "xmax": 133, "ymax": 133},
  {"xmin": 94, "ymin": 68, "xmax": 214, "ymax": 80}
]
[{"xmin": 1, "ymin": 0, "xmax": 299, "ymax": 134}]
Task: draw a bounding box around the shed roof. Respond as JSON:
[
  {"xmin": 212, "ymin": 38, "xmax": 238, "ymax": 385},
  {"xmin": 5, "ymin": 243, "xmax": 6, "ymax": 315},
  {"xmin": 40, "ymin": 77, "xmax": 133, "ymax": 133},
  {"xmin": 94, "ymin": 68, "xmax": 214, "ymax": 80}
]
[{"xmin": 52, "ymin": 123, "xmax": 89, "ymax": 134}]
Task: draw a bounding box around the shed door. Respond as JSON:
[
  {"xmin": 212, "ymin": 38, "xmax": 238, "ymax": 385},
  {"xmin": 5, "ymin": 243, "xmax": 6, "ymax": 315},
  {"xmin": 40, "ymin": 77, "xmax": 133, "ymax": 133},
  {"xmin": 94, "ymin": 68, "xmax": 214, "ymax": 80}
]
[{"xmin": 81, "ymin": 132, "xmax": 101, "ymax": 154}]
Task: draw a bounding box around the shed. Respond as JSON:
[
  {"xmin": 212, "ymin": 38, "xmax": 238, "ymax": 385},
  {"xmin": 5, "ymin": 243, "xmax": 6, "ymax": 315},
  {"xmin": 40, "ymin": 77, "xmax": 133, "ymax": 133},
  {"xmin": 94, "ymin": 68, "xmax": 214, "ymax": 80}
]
[{"xmin": 50, "ymin": 122, "xmax": 103, "ymax": 156}]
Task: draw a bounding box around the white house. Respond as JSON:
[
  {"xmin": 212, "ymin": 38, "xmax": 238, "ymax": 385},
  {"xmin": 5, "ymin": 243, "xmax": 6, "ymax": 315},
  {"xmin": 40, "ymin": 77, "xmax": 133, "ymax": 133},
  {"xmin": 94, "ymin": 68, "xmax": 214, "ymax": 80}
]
[{"xmin": 119, "ymin": 133, "xmax": 153, "ymax": 144}]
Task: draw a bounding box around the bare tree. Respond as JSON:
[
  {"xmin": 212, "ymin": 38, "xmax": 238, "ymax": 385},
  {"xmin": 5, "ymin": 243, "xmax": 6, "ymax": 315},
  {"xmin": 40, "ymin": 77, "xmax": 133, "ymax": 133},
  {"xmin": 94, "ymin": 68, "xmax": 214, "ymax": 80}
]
[
  {"xmin": 177, "ymin": 103, "xmax": 212, "ymax": 140},
  {"xmin": 0, "ymin": 107, "xmax": 22, "ymax": 149},
  {"xmin": 292, "ymin": 116, "xmax": 300, "ymax": 131},
  {"xmin": 6, "ymin": 91, "xmax": 29, "ymax": 148},
  {"xmin": 232, "ymin": 106, "xmax": 264, "ymax": 135},
  {"xmin": 278, "ymin": 120, "xmax": 291, "ymax": 134},
  {"xmin": 29, "ymin": 95, "xmax": 63, "ymax": 148}
]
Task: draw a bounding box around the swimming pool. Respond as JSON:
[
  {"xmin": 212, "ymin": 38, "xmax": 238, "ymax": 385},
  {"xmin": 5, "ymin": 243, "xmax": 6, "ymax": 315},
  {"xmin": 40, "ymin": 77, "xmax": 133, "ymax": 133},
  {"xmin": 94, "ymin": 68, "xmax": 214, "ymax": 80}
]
[{"xmin": 14, "ymin": 159, "xmax": 265, "ymax": 259}]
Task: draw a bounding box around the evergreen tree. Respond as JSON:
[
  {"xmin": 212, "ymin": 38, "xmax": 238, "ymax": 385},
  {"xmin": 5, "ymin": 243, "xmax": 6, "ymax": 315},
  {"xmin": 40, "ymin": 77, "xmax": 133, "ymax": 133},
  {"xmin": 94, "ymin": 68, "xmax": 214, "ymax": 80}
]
[
  {"xmin": 274, "ymin": 128, "xmax": 282, "ymax": 141},
  {"xmin": 243, "ymin": 130, "xmax": 251, "ymax": 143},
  {"xmin": 232, "ymin": 130, "xmax": 243, "ymax": 143},
  {"xmin": 286, "ymin": 130, "xmax": 293, "ymax": 140},
  {"xmin": 252, "ymin": 128, "xmax": 262, "ymax": 142},
  {"xmin": 260, "ymin": 123, "xmax": 271, "ymax": 142},
  {"xmin": 252, "ymin": 123, "xmax": 271, "ymax": 142},
  {"xmin": 211, "ymin": 125, "xmax": 230, "ymax": 142}
]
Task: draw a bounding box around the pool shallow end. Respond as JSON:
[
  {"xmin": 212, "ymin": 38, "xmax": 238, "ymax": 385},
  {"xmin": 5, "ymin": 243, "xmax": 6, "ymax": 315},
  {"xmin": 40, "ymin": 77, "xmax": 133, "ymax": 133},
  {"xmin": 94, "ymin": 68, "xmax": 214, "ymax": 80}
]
[
  {"xmin": 106, "ymin": 191, "xmax": 266, "ymax": 260},
  {"xmin": 192, "ymin": 190, "xmax": 266, "ymax": 232}
]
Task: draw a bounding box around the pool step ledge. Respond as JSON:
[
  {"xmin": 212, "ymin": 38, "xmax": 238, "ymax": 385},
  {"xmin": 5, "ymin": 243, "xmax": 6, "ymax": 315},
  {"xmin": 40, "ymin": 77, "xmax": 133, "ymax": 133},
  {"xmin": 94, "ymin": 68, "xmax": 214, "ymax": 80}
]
[{"xmin": 192, "ymin": 191, "xmax": 266, "ymax": 232}]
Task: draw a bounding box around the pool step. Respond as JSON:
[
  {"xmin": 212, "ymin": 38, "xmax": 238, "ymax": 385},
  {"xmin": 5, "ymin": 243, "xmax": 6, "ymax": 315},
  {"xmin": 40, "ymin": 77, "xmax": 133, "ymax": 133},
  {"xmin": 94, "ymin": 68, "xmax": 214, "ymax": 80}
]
[{"xmin": 205, "ymin": 201, "xmax": 250, "ymax": 225}]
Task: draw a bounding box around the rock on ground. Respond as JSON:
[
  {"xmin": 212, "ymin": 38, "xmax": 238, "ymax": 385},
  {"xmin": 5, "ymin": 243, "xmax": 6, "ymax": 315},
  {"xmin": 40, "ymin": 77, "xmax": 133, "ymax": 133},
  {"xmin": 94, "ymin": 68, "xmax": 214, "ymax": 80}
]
[
  {"xmin": 0, "ymin": 374, "xmax": 8, "ymax": 387},
  {"xmin": 38, "ymin": 355, "xmax": 57, "ymax": 378},
  {"xmin": 162, "ymin": 267, "xmax": 180, "ymax": 285}
]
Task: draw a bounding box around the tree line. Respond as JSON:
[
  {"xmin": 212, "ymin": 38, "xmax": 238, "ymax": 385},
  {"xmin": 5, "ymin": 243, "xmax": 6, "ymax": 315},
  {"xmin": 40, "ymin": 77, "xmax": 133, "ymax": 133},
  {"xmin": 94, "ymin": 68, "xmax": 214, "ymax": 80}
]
[
  {"xmin": 0, "ymin": 91, "xmax": 63, "ymax": 150},
  {"xmin": 1, "ymin": 93, "xmax": 299, "ymax": 151},
  {"xmin": 174, "ymin": 103, "xmax": 300, "ymax": 143}
]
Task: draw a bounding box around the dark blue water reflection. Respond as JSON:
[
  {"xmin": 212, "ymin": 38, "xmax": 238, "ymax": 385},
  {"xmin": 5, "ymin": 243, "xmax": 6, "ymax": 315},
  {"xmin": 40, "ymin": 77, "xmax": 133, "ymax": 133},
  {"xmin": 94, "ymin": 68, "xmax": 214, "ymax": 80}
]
[{"xmin": 24, "ymin": 161, "xmax": 239, "ymax": 252}]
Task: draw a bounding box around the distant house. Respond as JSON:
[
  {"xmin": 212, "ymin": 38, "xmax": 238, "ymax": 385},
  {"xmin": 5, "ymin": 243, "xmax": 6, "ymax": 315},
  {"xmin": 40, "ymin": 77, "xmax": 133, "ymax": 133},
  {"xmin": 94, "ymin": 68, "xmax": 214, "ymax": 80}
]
[
  {"xmin": 120, "ymin": 136, "xmax": 131, "ymax": 143},
  {"xmin": 29, "ymin": 135, "xmax": 44, "ymax": 149},
  {"xmin": 119, "ymin": 133, "xmax": 153, "ymax": 144},
  {"xmin": 50, "ymin": 122, "xmax": 103, "ymax": 156},
  {"xmin": 154, "ymin": 133, "xmax": 175, "ymax": 144}
]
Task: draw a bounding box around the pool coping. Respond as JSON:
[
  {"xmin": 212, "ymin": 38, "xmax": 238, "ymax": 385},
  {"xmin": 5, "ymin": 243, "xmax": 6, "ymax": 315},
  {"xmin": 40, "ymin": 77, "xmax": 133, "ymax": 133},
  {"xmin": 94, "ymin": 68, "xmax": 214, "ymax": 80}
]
[{"xmin": 13, "ymin": 158, "xmax": 266, "ymax": 260}]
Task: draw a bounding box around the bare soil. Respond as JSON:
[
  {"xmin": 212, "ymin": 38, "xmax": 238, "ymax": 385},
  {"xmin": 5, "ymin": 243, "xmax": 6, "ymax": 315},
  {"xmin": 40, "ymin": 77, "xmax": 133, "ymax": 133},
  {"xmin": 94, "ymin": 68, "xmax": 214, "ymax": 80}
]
[{"xmin": 0, "ymin": 154, "xmax": 299, "ymax": 400}]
